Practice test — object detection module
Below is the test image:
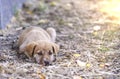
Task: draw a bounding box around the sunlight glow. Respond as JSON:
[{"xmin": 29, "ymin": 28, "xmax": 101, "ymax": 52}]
[{"xmin": 100, "ymin": 0, "xmax": 120, "ymax": 21}]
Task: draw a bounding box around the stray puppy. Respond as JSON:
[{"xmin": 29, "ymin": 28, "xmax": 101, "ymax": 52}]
[{"xmin": 18, "ymin": 27, "xmax": 59, "ymax": 66}]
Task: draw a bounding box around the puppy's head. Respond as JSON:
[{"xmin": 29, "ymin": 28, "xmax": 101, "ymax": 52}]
[{"xmin": 25, "ymin": 41, "xmax": 59, "ymax": 66}]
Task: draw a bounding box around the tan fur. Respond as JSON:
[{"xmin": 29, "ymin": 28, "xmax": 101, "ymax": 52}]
[{"xmin": 18, "ymin": 27, "xmax": 59, "ymax": 65}]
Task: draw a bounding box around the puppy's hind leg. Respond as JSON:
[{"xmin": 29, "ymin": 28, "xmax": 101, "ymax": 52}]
[{"xmin": 46, "ymin": 27, "xmax": 56, "ymax": 42}]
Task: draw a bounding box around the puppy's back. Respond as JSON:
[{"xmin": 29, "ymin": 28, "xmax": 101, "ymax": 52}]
[{"xmin": 18, "ymin": 27, "xmax": 51, "ymax": 46}]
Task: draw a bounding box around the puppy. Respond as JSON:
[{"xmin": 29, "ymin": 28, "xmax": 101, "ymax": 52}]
[{"xmin": 18, "ymin": 27, "xmax": 59, "ymax": 66}]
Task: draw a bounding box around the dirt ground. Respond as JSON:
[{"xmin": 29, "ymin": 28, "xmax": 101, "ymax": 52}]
[{"xmin": 0, "ymin": 0, "xmax": 120, "ymax": 79}]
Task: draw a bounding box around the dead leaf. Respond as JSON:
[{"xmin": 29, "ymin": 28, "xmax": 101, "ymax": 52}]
[
  {"xmin": 67, "ymin": 23, "xmax": 73, "ymax": 28},
  {"xmin": 10, "ymin": 17, "xmax": 17, "ymax": 23},
  {"xmin": 7, "ymin": 24, "xmax": 12, "ymax": 29},
  {"xmin": 37, "ymin": 71, "xmax": 46, "ymax": 79},
  {"xmin": 99, "ymin": 63, "xmax": 105, "ymax": 68},
  {"xmin": 93, "ymin": 25, "xmax": 101, "ymax": 31},
  {"xmin": 39, "ymin": 73, "xmax": 45, "ymax": 79},
  {"xmin": 86, "ymin": 63, "xmax": 91, "ymax": 68},
  {"xmin": 50, "ymin": 1, "xmax": 57, "ymax": 6},
  {"xmin": 64, "ymin": 3, "xmax": 72, "ymax": 10},
  {"xmin": 93, "ymin": 31, "xmax": 98, "ymax": 36},
  {"xmin": 9, "ymin": 77, "xmax": 14, "ymax": 79},
  {"xmin": 73, "ymin": 76, "xmax": 83, "ymax": 79},
  {"xmin": 26, "ymin": 10, "xmax": 33, "ymax": 15},
  {"xmin": 73, "ymin": 54, "xmax": 81, "ymax": 58},
  {"xmin": 76, "ymin": 60, "xmax": 86, "ymax": 67},
  {"xmin": 38, "ymin": 19, "xmax": 48, "ymax": 24},
  {"xmin": 0, "ymin": 65, "xmax": 3, "ymax": 73}
]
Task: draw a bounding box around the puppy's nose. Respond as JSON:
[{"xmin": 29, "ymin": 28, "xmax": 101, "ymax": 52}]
[
  {"xmin": 44, "ymin": 61, "xmax": 50, "ymax": 66},
  {"xmin": 53, "ymin": 57, "xmax": 56, "ymax": 62}
]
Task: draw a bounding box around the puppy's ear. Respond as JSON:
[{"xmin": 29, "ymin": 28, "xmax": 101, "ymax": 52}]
[
  {"xmin": 25, "ymin": 42, "xmax": 37, "ymax": 57},
  {"xmin": 52, "ymin": 43, "xmax": 59, "ymax": 55}
]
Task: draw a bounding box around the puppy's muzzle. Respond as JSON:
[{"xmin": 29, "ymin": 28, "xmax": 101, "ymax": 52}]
[
  {"xmin": 44, "ymin": 58, "xmax": 56, "ymax": 66},
  {"xmin": 44, "ymin": 61, "xmax": 51, "ymax": 66}
]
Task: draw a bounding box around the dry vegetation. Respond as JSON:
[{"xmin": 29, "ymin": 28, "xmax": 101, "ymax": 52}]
[{"xmin": 0, "ymin": 0, "xmax": 120, "ymax": 79}]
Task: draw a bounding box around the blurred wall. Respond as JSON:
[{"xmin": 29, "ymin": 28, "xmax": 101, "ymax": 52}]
[{"xmin": 0, "ymin": 0, "xmax": 26, "ymax": 29}]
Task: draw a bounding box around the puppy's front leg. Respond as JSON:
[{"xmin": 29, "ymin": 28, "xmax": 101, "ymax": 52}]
[
  {"xmin": 24, "ymin": 52, "xmax": 32, "ymax": 59},
  {"xmin": 19, "ymin": 44, "xmax": 25, "ymax": 54}
]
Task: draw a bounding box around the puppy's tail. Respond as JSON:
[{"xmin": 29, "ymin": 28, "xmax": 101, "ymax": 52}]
[{"xmin": 46, "ymin": 27, "xmax": 56, "ymax": 42}]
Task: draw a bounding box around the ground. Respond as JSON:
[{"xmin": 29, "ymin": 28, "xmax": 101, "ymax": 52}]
[{"xmin": 0, "ymin": 0, "xmax": 120, "ymax": 79}]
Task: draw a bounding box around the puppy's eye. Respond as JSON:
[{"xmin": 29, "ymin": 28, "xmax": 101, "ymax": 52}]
[
  {"xmin": 49, "ymin": 51, "xmax": 52, "ymax": 55},
  {"xmin": 38, "ymin": 52, "xmax": 43, "ymax": 55}
]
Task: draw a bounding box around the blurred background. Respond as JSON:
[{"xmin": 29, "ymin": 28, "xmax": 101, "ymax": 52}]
[{"xmin": 0, "ymin": 0, "xmax": 26, "ymax": 29}]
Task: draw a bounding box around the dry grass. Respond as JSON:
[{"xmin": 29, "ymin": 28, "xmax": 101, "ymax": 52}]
[{"xmin": 0, "ymin": 0, "xmax": 120, "ymax": 79}]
